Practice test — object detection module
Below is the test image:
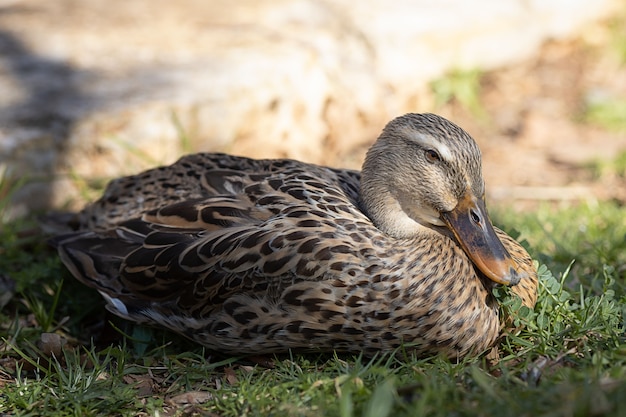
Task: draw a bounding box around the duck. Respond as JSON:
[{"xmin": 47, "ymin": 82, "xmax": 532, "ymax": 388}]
[{"xmin": 50, "ymin": 113, "xmax": 537, "ymax": 358}]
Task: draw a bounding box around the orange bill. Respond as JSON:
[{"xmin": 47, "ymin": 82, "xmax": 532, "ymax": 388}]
[{"xmin": 440, "ymin": 192, "xmax": 522, "ymax": 286}]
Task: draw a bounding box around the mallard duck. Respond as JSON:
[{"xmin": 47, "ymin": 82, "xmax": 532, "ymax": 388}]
[{"xmin": 51, "ymin": 113, "xmax": 537, "ymax": 358}]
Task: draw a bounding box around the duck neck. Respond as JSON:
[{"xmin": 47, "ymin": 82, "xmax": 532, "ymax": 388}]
[
  {"xmin": 359, "ymin": 186, "xmax": 419, "ymax": 239},
  {"xmin": 359, "ymin": 166, "xmax": 438, "ymax": 240}
]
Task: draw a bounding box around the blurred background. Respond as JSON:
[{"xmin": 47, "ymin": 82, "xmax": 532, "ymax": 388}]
[{"xmin": 1, "ymin": 0, "xmax": 625, "ymax": 218}]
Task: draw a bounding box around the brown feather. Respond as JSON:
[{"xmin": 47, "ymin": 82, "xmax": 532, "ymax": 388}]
[{"xmin": 50, "ymin": 113, "xmax": 538, "ymax": 358}]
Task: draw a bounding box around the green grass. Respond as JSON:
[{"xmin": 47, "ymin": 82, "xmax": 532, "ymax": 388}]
[
  {"xmin": 586, "ymin": 150, "xmax": 626, "ymax": 180},
  {"xmin": 607, "ymin": 7, "xmax": 626, "ymax": 66},
  {"xmin": 580, "ymin": 7, "xmax": 626, "ymax": 132},
  {"xmin": 1, "ymin": 192, "xmax": 625, "ymax": 415},
  {"xmin": 582, "ymin": 95, "xmax": 626, "ymax": 131},
  {"xmin": 430, "ymin": 68, "xmax": 488, "ymax": 120}
]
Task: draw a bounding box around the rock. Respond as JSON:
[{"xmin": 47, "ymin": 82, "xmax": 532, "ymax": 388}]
[{"xmin": 0, "ymin": 0, "xmax": 620, "ymax": 217}]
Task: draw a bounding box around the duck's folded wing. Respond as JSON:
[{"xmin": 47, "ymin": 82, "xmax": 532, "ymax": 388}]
[{"xmin": 52, "ymin": 191, "xmax": 364, "ymax": 317}]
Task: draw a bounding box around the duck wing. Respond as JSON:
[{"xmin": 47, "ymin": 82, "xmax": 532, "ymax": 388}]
[
  {"xmin": 51, "ymin": 154, "xmax": 374, "ymax": 320},
  {"xmin": 76, "ymin": 153, "xmax": 361, "ymax": 231}
]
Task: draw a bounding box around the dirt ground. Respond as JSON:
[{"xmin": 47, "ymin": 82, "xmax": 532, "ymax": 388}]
[{"xmin": 407, "ymin": 29, "xmax": 626, "ymax": 209}]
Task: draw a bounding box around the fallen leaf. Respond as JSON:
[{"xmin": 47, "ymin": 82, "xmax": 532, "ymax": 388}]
[
  {"xmin": 37, "ymin": 333, "xmax": 66, "ymax": 358},
  {"xmin": 224, "ymin": 367, "xmax": 238, "ymax": 385},
  {"xmin": 123, "ymin": 374, "xmax": 155, "ymax": 397},
  {"xmin": 168, "ymin": 391, "xmax": 213, "ymax": 405}
]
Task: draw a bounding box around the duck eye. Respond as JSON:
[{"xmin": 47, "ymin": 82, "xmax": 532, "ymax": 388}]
[{"xmin": 425, "ymin": 149, "xmax": 441, "ymax": 163}]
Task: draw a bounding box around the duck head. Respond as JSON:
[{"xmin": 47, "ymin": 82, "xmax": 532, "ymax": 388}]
[{"xmin": 360, "ymin": 113, "xmax": 524, "ymax": 286}]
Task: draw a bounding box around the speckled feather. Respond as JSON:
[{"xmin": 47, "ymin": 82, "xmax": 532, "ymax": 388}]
[{"xmin": 51, "ymin": 113, "xmax": 537, "ymax": 358}]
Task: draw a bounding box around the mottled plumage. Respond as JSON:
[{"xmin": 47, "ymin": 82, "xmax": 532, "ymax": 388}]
[{"xmin": 50, "ymin": 113, "xmax": 537, "ymax": 358}]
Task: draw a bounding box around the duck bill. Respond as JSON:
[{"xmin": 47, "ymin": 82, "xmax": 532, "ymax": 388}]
[{"xmin": 440, "ymin": 192, "xmax": 521, "ymax": 286}]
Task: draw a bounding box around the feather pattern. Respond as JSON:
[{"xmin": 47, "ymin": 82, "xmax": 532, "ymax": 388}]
[{"xmin": 50, "ymin": 113, "xmax": 537, "ymax": 358}]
